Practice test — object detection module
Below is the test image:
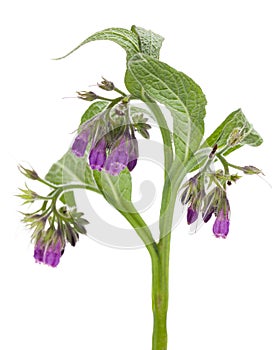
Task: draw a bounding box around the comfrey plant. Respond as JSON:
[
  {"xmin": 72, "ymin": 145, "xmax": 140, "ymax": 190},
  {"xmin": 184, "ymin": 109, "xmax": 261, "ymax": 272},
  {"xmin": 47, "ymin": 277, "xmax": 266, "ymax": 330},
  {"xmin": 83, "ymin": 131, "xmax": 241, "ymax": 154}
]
[{"xmin": 18, "ymin": 26, "xmax": 263, "ymax": 349}]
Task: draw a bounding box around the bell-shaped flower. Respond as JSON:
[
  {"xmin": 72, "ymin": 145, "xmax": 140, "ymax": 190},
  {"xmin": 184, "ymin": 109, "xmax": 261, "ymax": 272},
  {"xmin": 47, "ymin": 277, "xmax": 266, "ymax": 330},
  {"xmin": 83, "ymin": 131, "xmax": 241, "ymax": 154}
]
[
  {"xmin": 89, "ymin": 137, "xmax": 107, "ymax": 171},
  {"xmin": 105, "ymin": 137, "xmax": 129, "ymax": 175},
  {"xmin": 213, "ymin": 198, "xmax": 230, "ymax": 238},
  {"xmin": 72, "ymin": 129, "xmax": 90, "ymax": 157},
  {"xmin": 105, "ymin": 132, "xmax": 139, "ymax": 176},
  {"xmin": 187, "ymin": 204, "xmax": 199, "ymax": 224},
  {"xmin": 127, "ymin": 135, "xmax": 139, "ymax": 171},
  {"xmin": 34, "ymin": 237, "xmax": 63, "ymax": 268}
]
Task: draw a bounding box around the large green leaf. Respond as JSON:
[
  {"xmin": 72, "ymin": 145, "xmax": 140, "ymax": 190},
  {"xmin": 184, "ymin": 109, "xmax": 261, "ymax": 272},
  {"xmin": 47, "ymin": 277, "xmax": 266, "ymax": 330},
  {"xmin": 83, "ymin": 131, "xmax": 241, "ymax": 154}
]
[
  {"xmin": 131, "ymin": 25, "xmax": 164, "ymax": 59},
  {"xmin": 126, "ymin": 53, "xmax": 207, "ymax": 163},
  {"xmin": 202, "ymin": 108, "xmax": 263, "ymax": 154},
  {"xmin": 55, "ymin": 28, "xmax": 140, "ymax": 61},
  {"xmin": 79, "ymin": 100, "xmax": 109, "ymax": 127},
  {"xmin": 45, "ymin": 150, "xmax": 97, "ymax": 189}
]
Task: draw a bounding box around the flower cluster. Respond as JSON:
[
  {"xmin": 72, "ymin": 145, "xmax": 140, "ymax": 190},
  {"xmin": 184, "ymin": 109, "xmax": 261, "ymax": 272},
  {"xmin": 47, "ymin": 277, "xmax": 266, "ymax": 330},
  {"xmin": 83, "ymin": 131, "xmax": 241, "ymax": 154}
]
[
  {"xmin": 18, "ymin": 166, "xmax": 88, "ymax": 267},
  {"xmin": 181, "ymin": 172, "xmax": 231, "ymax": 238},
  {"xmin": 180, "ymin": 151, "xmax": 263, "ymax": 238},
  {"xmin": 71, "ymin": 102, "xmax": 150, "ymax": 176},
  {"xmin": 22, "ymin": 207, "xmax": 88, "ymax": 267}
]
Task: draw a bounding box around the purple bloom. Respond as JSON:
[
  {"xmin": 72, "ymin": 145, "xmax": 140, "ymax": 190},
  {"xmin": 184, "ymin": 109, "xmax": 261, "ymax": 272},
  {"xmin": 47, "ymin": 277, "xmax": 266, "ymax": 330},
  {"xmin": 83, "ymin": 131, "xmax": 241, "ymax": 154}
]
[
  {"xmin": 213, "ymin": 205, "xmax": 230, "ymax": 239},
  {"xmin": 127, "ymin": 135, "xmax": 139, "ymax": 171},
  {"xmin": 34, "ymin": 239, "xmax": 62, "ymax": 267},
  {"xmin": 105, "ymin": 139, "xmax": 129, "ymax": 175},
  {"xmin": 105, "ymin": 131, "xmax": 139, "ymax": 175},
  {"xmin": 203, "ymin": 207, "xmax": 214, "ymax": 223},
  {"xmin": 34, "ymin": 241, "xmax": 44, "ymax": 262},
  {"xmin": 187, "ymin": 205, "xmax": 199, "ymax": 224},
  {"xmin": 72, "ymin": 129, "xmax": 90, "ymax": 157},
  {"xmin": 89, "ymin": 138, "xmax": 107, "ymax": 170},
  {"xmin": 127, "ymin": 158, "xmax": 137, "ymax": 171}
]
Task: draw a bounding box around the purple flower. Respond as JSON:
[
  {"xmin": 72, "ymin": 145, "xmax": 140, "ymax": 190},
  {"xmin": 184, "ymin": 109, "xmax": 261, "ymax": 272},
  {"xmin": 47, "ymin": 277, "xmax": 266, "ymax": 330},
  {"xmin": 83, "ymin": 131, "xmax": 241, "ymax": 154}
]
[
  {"xmin": 105, "ymin": 132, "xmax": 139, "ymax": 176},
  {"xmin": 105, "ymin": 138, "xmax": 129, "ymax": 175},
  {"xmin": 203, "ymin": 207, "xmax": 214, "ymax": 223},
  {"xmin": 127, "ymin": 135, "xmax": 139, "ymax": 171},
  {"xmin": 34, "ymin": 239, "xmax": 62, "ymax": 267},
  {"xmin": 72, "ymin": 129, "xmax": 90, "ymax": 157},
  {"xmin": 34, "ymin": 241, "xmax": 44, "ymax": 262},
  {"xmin": 89, "ymin": 138, "xmax": 107, "ymax": 170},
  {"xmin": 213, "ymin": 201, "xmax": 230, "ymax": 238},
  {"xmin": 187, "ymin": 205, "xmax": 199, "ymax": 224}
]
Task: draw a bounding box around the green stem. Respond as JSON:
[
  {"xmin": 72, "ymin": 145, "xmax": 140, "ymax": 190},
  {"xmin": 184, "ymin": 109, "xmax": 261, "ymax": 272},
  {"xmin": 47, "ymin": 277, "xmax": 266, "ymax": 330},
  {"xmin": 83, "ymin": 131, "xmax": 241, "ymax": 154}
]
[
  {"xmin": 38, "ymin": 177, "xmax": 58, "ymax": 189},
  {"xmin": 119, "ymin": 209, "xmax": 159, "ymax": 261},
  {"xmin": 151, "ymin": 162, "xmax": 186, "ymax": 350},
  {"xmin": 114, "ymin": 87, "xmax": 127, "ymax": 97},
  {"xmin": 97, "ymin": 96, "xmax": 115, "ymax": 102},
  {"xmin": 226, "ymin": 162, "xmax": 243, "ymax": 171},
  {"xmin": 142, "ymin": 95, "xmax": 174, "ymax": 171}
]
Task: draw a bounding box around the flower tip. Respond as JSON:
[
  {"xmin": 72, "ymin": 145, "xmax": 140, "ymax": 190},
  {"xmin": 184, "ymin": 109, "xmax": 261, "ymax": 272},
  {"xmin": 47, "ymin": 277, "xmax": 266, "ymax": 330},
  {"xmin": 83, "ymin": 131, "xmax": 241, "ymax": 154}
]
[
  {"xmin": 127, "ymin": 158, "xmax": 137, "ymax": 171},
  {"xmin": 187, "ymin": 206, "xmax": 198, "ymax": 225}
]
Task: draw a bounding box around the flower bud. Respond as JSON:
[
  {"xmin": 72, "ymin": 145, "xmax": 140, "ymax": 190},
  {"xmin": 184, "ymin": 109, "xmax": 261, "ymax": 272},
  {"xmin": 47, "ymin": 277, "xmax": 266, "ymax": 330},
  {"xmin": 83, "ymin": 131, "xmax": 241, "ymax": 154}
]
[
  {"xmin": 187, "ymin": 205, "xmax": 198, "ymax": 224},
  {"xmin": 227, "ymin": 128, "xmax": 244, "ymax": 146},
  {"xmin": 18, "ymin": 165, "xmax": 39, "ymax": 180},
  {"xmin": 97, "ymin": 77, "xmax": 115, "ymax": 91},
  {"xmin": 77, "ymin": 91, "xmax": 98, "ymax": 101},
  {"xmin": 241, "ymin": 165, "xmax": 263, "ymax": 175}
]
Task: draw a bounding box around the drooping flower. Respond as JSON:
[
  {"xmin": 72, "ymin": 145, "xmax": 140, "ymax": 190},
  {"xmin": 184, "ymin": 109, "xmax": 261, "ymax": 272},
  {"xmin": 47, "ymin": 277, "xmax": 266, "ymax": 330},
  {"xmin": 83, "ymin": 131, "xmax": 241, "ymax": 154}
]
[
  {"xmin": 180, "ymin": 175, "xmax": 199, "ymax": 205},
  {"xmin": 72, "ymin": 129, "xmax": 90, "ymax": 157},
  {"xmin": 89, "ymin": 137, "xmax": 107, "ymax": 171},
  {"xmin": 213, "ymin": 198, "xmax": 230, "ymax": 238},
  {"xmin": 105, "ymin": 137, "xmax": 129, "ymax": 175},
  {"xmin": 187, "ymin": 204, "xmax": 199, "ymax": 224},
  {"xmin": 105, "ymin": 132, "xmax": 139, "ymax": 176},
  {"xmin": 34, "ymin": 238, "xmax": 63, "ymax": 268},
  {"xmin": 202, "ymin": 187, "xmax": 221, "ymax": 223},
  {"xmin": 181, "ymin": 174, "xmax": 204, "ymax": 225},
  {"xmin": 127, "ymin": 135, "xmax": 139, "ymax": 171}
]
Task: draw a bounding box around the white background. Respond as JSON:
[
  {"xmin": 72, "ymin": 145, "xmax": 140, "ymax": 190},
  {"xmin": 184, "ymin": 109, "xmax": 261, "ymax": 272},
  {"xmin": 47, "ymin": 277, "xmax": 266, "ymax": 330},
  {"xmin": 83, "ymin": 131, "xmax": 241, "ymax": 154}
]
[{"xmin": 1, "ymin": 0, "xmax": 279, "ymax": 349}]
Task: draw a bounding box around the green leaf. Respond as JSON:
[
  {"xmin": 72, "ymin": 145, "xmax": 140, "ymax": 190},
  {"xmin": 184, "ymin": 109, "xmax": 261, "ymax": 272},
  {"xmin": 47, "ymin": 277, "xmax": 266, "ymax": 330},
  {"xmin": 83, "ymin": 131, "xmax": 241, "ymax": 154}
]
[
  {"xmin": 59, "ymin": 191, "xmax": 76, "ymax": 208},
  {"xmin": 55, "ymin": 28, "xmax": 140, "ymax": 61},
  {"xmin": 79, "ymin": 100, "xmax": 109, "ymax": 127},
  {"xmin": 126, "ymin": 53, "xmax": 207, "ymax": 163},
  {"xmin": 124, "ymin": 69, "xmax": 143, "ymax": 99},
  {"xmin": 202, "ymin": 108, "xmax": 263, "ymax": 154},
  {"xmin": 131, "ymin": 25, "xmax": 164, "ymax": 59},
  {"xmin": 45, "ymin": 150, "xmax": 97, "ymax": 189},
  {"xmin": 93, "ymin": 168, "xmax": 132, "ymax": 211}
]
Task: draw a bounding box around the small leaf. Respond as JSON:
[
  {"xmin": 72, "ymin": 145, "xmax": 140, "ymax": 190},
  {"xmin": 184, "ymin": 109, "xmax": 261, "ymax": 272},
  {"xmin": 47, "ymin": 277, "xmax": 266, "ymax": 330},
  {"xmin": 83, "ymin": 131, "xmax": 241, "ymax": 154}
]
[
  {"xmin": 202, "ymin": 108, "xmax": 263, "ymax": 154},
  {"xmin": 131, "ymin": 25, "xmax": 164, "ymax": 59},
  {"xmin": 93, "ymin": 168, "xmax": 132, "ymax": 211},
  {"xmin": 55, "ymin": 28, "xmax": 140, "ymax": 61},
  {"xmin": 124, "ymin": 69, "xmax": 143, "ymax": 99},
  {"xmin": 45, "ymin": 150, "xmax": 98, "ymax": 189},
  {"xmin": 126, "ymin": 53, "xmax": 207, "ymax": 163},
  {"xmin": 79, "ymin": 101, "xmax": 109, "ymax": 127},
  {"xmin": 59, "ymin": 191, "xmax": 76, "ymax": 208}
]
